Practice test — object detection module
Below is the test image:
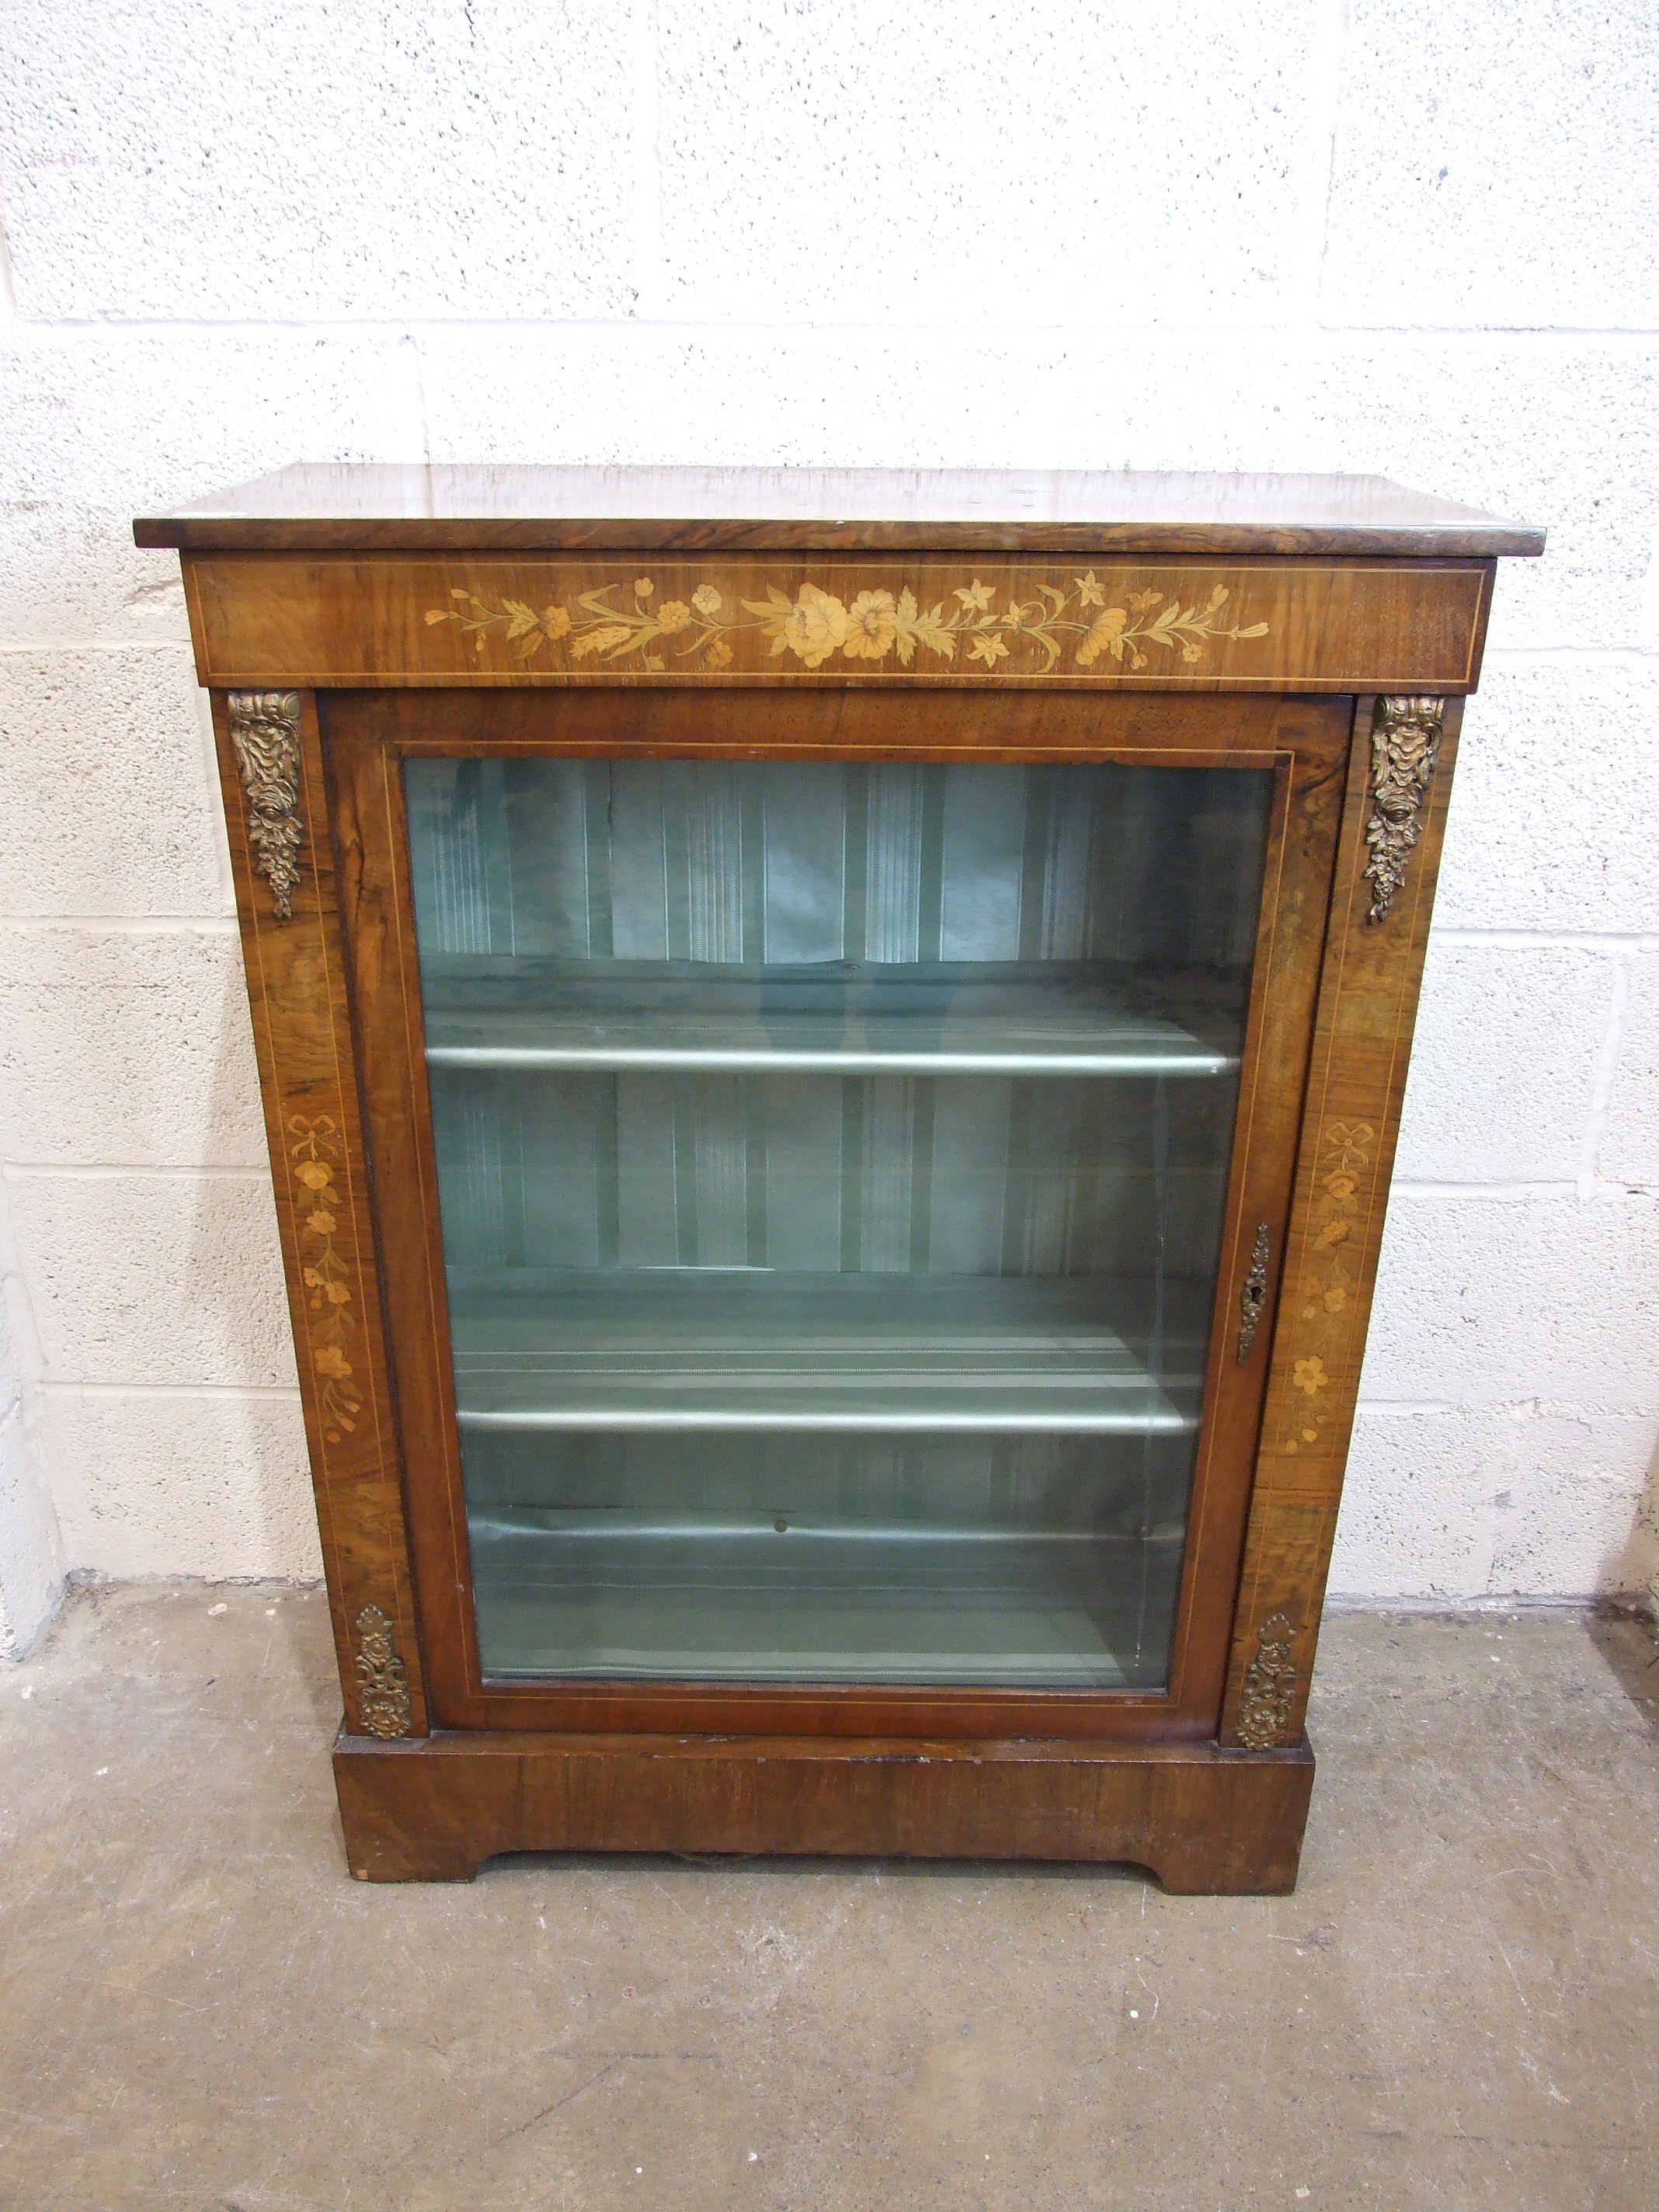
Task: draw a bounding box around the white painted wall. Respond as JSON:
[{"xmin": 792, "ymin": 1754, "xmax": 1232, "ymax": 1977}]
[
  {"xmin": 0, "ymin": 1, "xmax": 1654, "ymax": 1631},
  {"xmin": 0, "ymin": 1174, "xmax": 62, "ymax": 1657}
]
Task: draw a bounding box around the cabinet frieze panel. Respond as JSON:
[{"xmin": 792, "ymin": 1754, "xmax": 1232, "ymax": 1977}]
[{"xmin": 183, "ymin": 555, "xmax": 1492, "ymax": 694}]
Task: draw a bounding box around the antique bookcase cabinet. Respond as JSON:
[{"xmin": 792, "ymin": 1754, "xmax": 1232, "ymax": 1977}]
[{"xmin": 137, "ymin": 468, "xmax": 1540, "ymax": 1893}]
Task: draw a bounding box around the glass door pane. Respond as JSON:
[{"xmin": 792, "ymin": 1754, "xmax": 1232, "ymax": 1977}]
[{"xmin": 405, "ymin": 757, "xmax": 1271, "ymax": 1689}]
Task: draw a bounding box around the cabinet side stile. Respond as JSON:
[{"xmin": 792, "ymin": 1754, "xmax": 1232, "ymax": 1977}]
[
  {"xmin": 1221, "ymin": 694, "xmax": 1462, "ymax": 1749},
  {"xmin": 210, "ymin": 686, "xmax": 429, "ymax": 1739}
]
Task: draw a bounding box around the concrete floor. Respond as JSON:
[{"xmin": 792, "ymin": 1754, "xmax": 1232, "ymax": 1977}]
[{"xmin": 0, "ymin": 1588, "xmax": 1652, "ymax": 2212}]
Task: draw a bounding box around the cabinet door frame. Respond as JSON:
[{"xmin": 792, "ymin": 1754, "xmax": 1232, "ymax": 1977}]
[{"xmin": 314, "ymin": 683, "xmax": 1351, "ymax": 1742}]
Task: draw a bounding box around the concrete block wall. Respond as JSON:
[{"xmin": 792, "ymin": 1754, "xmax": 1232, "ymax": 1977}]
[
  {"xmin": 0, "ymin": 0, "xmax": 1654, "ymax": 1636},
  {"xmin": 0, "ymin": 1176, "xmax": 62, "ymax": 1657}
]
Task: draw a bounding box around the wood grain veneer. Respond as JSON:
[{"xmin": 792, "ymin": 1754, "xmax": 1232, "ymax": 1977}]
[
  {"xmin": 137, "ymin": 464, "xmax": 1545, "ymax": 558},
  {"xmin": 333, "ymin": 1727, "xmax": 1316, "ymax": 1894}
]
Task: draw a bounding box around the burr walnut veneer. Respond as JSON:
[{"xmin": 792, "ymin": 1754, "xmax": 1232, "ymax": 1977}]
[{"xmin": 138, "ymin": 468, "xmax": 1540, "ymax": 1890}]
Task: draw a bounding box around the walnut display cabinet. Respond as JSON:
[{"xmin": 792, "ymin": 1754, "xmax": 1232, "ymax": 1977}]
[{"xmin": 136, "ymin": 467, "xmax": 1541, "ymax": 1892}]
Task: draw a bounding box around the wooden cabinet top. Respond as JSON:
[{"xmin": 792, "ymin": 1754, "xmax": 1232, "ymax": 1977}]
[{"xmin": 135, "ymin": 464, "xmax": 1543, "ymax": 559}]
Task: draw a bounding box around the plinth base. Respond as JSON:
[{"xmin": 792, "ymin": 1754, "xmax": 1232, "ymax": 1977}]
[{"xmin": 333, "ymin": 1727, "xmax": 1314, "ymax": 1894}]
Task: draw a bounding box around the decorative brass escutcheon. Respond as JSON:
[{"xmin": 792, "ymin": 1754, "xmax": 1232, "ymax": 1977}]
[{"xmin": 1236, "ymin": 1222, "xmax": 1271, "ymax": 1362}]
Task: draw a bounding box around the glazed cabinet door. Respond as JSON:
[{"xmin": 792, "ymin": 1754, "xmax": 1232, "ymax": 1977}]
[{"xmin": 326, "ymin": 687, "xmax": 1351, "ymax": 1739}]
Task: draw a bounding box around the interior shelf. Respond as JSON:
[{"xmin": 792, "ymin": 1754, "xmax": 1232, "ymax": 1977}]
[
  {"xmin": 448, "ymin": 1271, "xmax": 1210, "ymax": 1435},
  {"xmin": 468, "ymin": 1515, "xmax": 1181, "ymax": 1686},
  {"xmin": 422, "ymin": 962, "xmax": 1238, "ymax": 1078}
]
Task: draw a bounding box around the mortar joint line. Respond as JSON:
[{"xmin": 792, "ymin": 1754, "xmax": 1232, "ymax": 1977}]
[
  {"xmin": 1388, "ymin": 1177, "xmax": 1645, "ymax": 1201},
  {"xmin": 1480, "ymin": 647, "xmax": 1658, "ymax": 664},
  {"xmin": 39, "ymin": 1380, "xmax": 301, "ymax": 1402},
  {"xmin": 2, "ymin": 1163, "xmax": 268, "ymax": 1182},
  {"xmin": 0, "ymin": 192, "xmax": 20, "ymax": 329},
  {"xmin": 1431, "ymin": 929, "xmax": 1659, "ymax": 952},
  {"xmin": 0, "ymin": 915, "xmax": 238, "ymax": 930},
  {"xmin": 1579, "ymin": 955, "xmax": 1634, "ymax": 1199},
  {"xmin": 628, "ymin": 0, "xmax": 664, "ymax": 324},
  {"xmin": 1299, "ymin": 0, "xmax": 1350, "ymax": 331},
  {"xmin": 406, "ymin": 329, "xmax": 433, "ymax": 472},
  {"xmin": 0, "ymin": 640, "xmax": 193, "ymax": 656},
  {"xmin": 7, "ymin": 313, "xmax": 1659, "ymax": 342}
]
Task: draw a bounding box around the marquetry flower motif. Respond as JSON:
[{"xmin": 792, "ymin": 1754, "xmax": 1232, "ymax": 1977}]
[
  {"xmin": 287, "ymin": 1115, "xmax": 361, "ymax": 1443},
  {"xmin": 425, "ymin": 572, "xmax": 1271, "ymax": 675},
  {"xmin": 844, "ymin": 589, "xmax": 899, "ymax": 660},
  {"xmin": 775, "ymin": 581, "xmax": 849, "ymax": 668},
  {"xmin": 1076, "ymin": 607, "xmax": 1129, "ymax": 666},
  {"xmin": 1281, "ymin": 1121, "xmax": 1376, "ymax": 1459}
]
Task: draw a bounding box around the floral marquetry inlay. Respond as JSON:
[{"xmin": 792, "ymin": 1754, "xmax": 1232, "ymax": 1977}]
[
  {"xmin": 1278, "ymin": 1119, "xmax": 1376, "ymax": 1462},
  {"xmin": 287, "ymin": 1115, "xmax": 363, "ymax": 1445},
  {"xmin": 426, "ymin": 572, "xmax": 1271, "ymax": 676}
]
